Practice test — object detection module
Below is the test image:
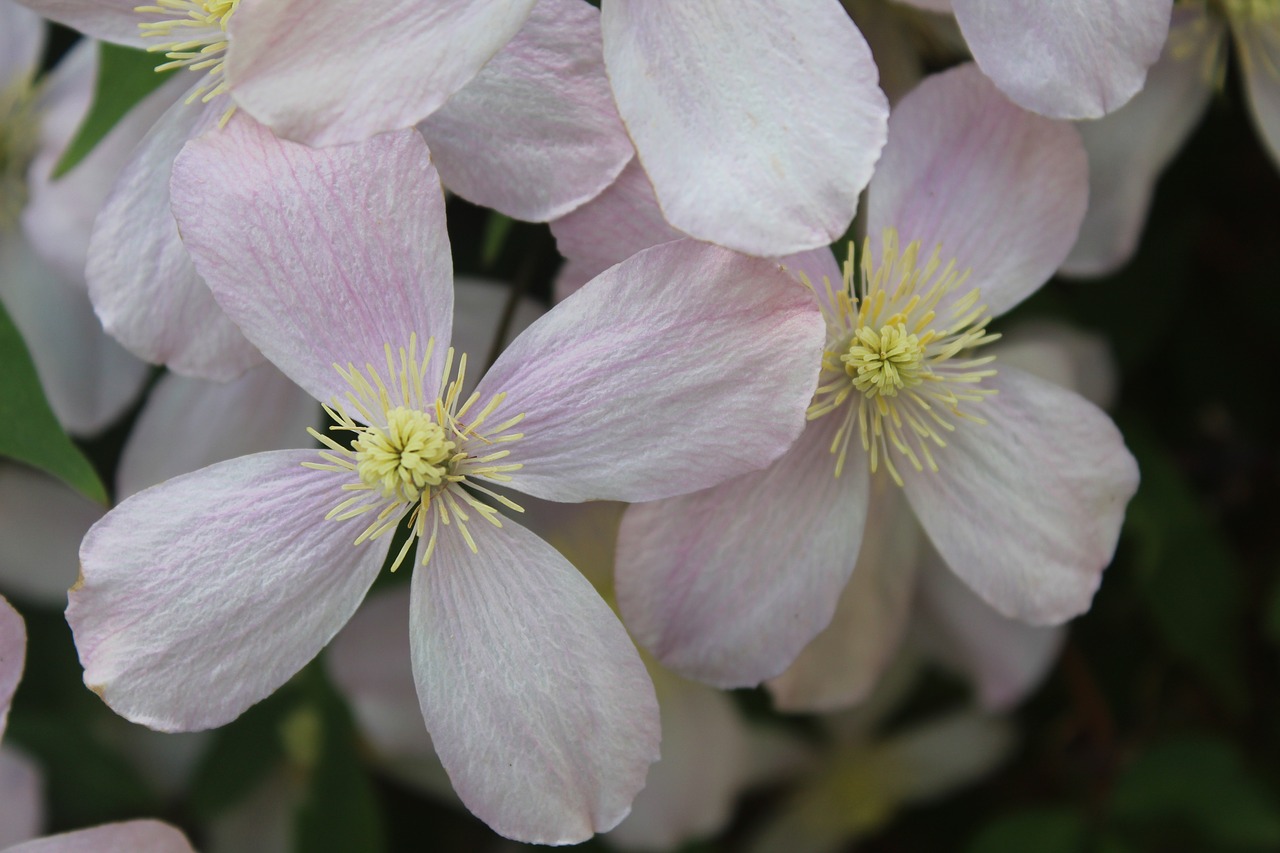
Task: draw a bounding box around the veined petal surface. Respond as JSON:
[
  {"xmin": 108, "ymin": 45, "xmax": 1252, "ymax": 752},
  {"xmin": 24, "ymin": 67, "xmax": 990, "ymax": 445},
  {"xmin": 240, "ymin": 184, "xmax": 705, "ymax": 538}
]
[
  {"xmin": 601, "ymin": 0, "xmax": 888, "ymax": 255},
  {"xmin": 410, "ymin": 515, "xmax": 658, "ymax": 844},
  {"xmin": 69, "ymin": 451, "xmax": 385, "ymax": 732},
  {"xmin": 171, "ymin": 119, "xmax": 453, "ymax": 406}
]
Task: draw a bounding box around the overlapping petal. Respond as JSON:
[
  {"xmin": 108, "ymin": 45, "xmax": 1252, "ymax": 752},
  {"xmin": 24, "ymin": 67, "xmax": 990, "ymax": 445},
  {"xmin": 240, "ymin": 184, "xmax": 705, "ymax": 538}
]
[
  {"xmin": 420, "ymin": 0, "xmax": 631, "ymax": 222},
  {"xmin": 866, "ymin": 63, "xmax": 1088, "ymax": 318},
  {"xmin": 87, "ymin": 88, "xmax": 260, "ymax": 380},
  {"xmin": 601, "ymin": 0, "xmax": 888, "ymax": 256},
  {"xmin": 901, "ymin": 366, "xmax": 1138, "ymax": 624},
  {"xmin": 226, "ymin": 0, "xmax": 537, "ymax": 146},
  {"xmin": 2, "ymin": 820, "xmax": 195, "ymax": 853},
  {"xmin": 69, "ymin": 451, "xmax": 386, "ymax": 732},
  {"xmin": 475, "ymin": 239, "xmax": 825, "ymax": 503},
  {"xmin": 171, "ymin": 119, "xmax": 453, "ymax": 406},
  {"xmin": 615, "ymin": 415, "xmax": 869, "ymax": 687},
  {"xmin": 951, "ymin": 0, "xmax": 1172, "ymax": 119},
  {"xmin": 0, "ymin": 466, "xmax": 103, "ymax": 604},
  {"xmin": 410, "ymin": 516, "xmax": 658, "ymax": 844}
]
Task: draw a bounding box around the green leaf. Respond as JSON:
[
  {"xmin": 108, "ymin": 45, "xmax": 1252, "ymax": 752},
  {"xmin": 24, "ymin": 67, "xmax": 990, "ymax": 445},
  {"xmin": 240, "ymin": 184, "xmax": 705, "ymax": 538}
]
[
  {"xmin": 0, "ymin": 299, "xmax": 107, "ymax": 503},
  {"xmin": 1111, "ymin": 735, "xmax": 1280, "ymax": 849},
  {"xmin": 52, "ymin": 43, "xmax": 174, "ymax": 179},
  {"xmin": 966, "ymin": 808, "xmax": 1089, "ymax": 853}
]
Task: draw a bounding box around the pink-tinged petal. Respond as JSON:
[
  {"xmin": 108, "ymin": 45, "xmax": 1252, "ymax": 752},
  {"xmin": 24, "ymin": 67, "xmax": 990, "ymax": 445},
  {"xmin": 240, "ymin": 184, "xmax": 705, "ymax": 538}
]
[
  {"xmin": 615, "ymin": 415, "xmax": 870, "ymax": 688},
  {"xmin": 87, "ymin": 88, "xmax": 261, "ymax": 381},
  {"xmin": 608, "ymin": 666, "xmax": 748, "ymax": 851},
  {"xmin": 767, "ymin": 480, "xmax": 921, "ymax": 712},
  {"xmin": 69, "ymin": 451, "xmax": 384, "ymax": 732},
  {"xmin": 475, "ymin": 240, "xmax": 825, "ymax": 503},
  {"xmin": 996, "ymin": 320, "xmax": 1118, "ymax": 409},
  {"xmin": 116, "ymin": 365, "xmax": 318, "ymax": 501},
  {"xmin": 548, "ymin": 157, "xmax": 682, "ymax": 296},
  {"xmin": 1234, "ymin": 17, "xmax": 1280, "ymax": 169},
  {"xmin": 901, "ymin": 366, "xmax": 1138, "ymax": 625},
  {"xmin": 1063, "ymin": 9, "xmax": 1219, "ymax": 277},
  {"xmin": 225, "ymin": 0, "xmax": 537, "ymax": 146},
  {"xmin": 866, "ymin": 63, "xmax": 1088, "ymax": 318},
  {"xmin": 171, "ymin": 118, "xmax": 453, "ymax": 405},
  {"xmin": 8, "ymin": 0, "xmax": 145, "ymax": 47},
  {"xmin": 0, "ymin": 466, "xmax": 103, "ymax": 605},
  {"xmin": 420, "ymin": 0, "xmax": 631, "ymax": 222},
  {"xmin": 0, "ymin": 595, "xmax": 23, "ymax": 739},
  {"xmin": 0, "ymin": 748, "xmax": 42, "ymax": 848},
  {"xmin": 602, "ymin": 0, "xmax": 888, "ymax": 256},
  {"xmin": 26, "ymin": 55, "xmax": 189, "ymax": 284},
  {"xmin": 411, "ymin": 515, "xmax": 659, "ymax": 844},
  {"xmin": 952, "ymin": 0, "xmax": 1172, "ymax": 119},
  {"xmin": 3, "ymin": 820, "xmax": 195, "ymax": 853},
  {"xmin": 0, "ymin": 0, "xmax": 42, "ymax": 89},
  {"xmin": 916, "ymin": 550, "xmax": 1064, "ymax": 710},
  {"xmin": 0, "ymin": 231, "xmax": 148, "ymax": 436}
]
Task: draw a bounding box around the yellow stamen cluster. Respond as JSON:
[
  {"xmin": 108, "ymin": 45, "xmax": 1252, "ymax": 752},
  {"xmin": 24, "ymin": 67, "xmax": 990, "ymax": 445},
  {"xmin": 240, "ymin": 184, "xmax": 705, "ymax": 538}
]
[
  {"xmin": 136, "ymin": 0, "xmax": 240, "ymax": 121},
  {"xmin": 303, "ymin": 334, "xmax": 526, "ymax": 571},
  {"xmin": 0, "ymin": 78, "xmax": 39, "ymax": 228},
  {"xmin": 804, "ymin": 229, "xmax": 999, "ymax": 486}
]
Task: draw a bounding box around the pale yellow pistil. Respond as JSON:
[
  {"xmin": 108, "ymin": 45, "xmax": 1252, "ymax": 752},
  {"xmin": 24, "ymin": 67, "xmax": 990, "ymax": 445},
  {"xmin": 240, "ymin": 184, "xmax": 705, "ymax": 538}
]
[
  {"xmin": 803, "ymin": 229, "xmax": 999, "ymax": 485},
  {"xmin": 135, "ymin": 0, "xmax": 240, "ymax": 121},
  {"xmin": 304, "ymin": 335, "xmax": 526, "ymax": 571}
]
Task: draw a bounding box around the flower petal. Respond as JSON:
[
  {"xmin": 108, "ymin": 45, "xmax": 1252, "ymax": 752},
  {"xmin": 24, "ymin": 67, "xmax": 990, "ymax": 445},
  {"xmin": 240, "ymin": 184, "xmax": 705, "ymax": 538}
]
[
  {"xmin": 474, "ymin": 239, "xmax": 825, "ymax": 503},
  {"xmin": 866, "ymin": 63, "xmax": 1088, "ymax": 318},
  {"xmin": 0, "ymin": 0, "xmax": 43, "ymax": 89},
  {"xmin": 69, "ymin": 451, "xmax": 385, "ymax": 732},
  {"xmin": 411, "ymin": 514, "xmax": 659, "ymax": 844},
  {"xmin": 901, "ymin": 366, "xmax": 1138, "ymax": 624},
  {"xmin": 615, "ymin": 414, "xmax": 870, "ymax": 687},
  {"xmin": 0, "ymin": 595, "xmax": 24, "ymax": 739},
  {"xmin": 1235, "ymin": 16, "xmax": 1280, "ymax": 169},
  {"xmin": 170, "ymin": 118, "xmax": 453, "ymax": 405},
  {"xmin": 952, "ymin": 0, "xmax": 1172, "ymax": 119},
  {"xmin": 7, "ymin": 0, "xmax": 147, "ymax": 47},
  {"xmin": 915, "ymin": 550, "xmax": 1064, "ymax": 710},
  {"xmin": 86, "ymin": 88, "xmax": 261, "ymax": 380},
  {"xmin": 601, "ymin": 0, "xmax": 888, "ymax": 255},
  {"xmin": 116, "ymin": 365, "xmax": 318, "ymax": 501},
  {"xmin": 226, "ymin": 0, "xmax": 537, "ymax": 146},
  {"xmin": 0, "ymin": 465, "xmax": 103, "ymax": 605},
  {"xmin": 766, "ymin": 480, "xmax": 921, "ymax": 712},
  {"xmin": 3, "ymin": 820, "xmax": 195, "ymax": 853},
  {"xmin": 420, "ymin": 0, "xmax": 631, "ymax": 222},
  {"xmin": 1063, "ymin": 8, "xmax": 1218, "ymax": 277},
  {"xmin": 0, "ymin": 747, "xmax": 42, "ymax": 848}
]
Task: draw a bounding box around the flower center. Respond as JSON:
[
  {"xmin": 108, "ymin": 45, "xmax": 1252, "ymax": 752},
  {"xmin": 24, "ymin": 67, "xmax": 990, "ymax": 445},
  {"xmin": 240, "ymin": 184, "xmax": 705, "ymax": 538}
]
[
  {"xmin": 303, "ymin": 335, "xmax": 525, "ymax": 571},
  {"xmin": 136, "ymin": 0, "xmax": 240, "ymax": 116},
  {"xmin": 801, "ymin": 228, "xmax": 999, "ymax": 485}
]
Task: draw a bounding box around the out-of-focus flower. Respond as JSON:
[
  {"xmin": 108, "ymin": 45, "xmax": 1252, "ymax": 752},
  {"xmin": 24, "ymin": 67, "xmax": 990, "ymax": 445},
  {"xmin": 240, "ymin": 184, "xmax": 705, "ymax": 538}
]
[
  {"xmin": 68, "ymin": 121, "xmax": 823, "ymax": 843},
  {"xmin": 894, "ymin": 0, "xmax": 1173, "ymax": 119},
  {"xmin": 614, "ymin": 64, "xmax": 1139, "ymax": 691}
]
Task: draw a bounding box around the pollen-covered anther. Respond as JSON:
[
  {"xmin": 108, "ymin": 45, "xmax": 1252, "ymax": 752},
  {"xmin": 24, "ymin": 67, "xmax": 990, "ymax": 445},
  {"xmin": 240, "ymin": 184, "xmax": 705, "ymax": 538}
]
[
  {"xmin": 135, "ymin": 0, "xmax": 240, "ymax": 120},
  {"xmin": 802, "ymin": 228, "xmax": 1001, "ymax": 485}
]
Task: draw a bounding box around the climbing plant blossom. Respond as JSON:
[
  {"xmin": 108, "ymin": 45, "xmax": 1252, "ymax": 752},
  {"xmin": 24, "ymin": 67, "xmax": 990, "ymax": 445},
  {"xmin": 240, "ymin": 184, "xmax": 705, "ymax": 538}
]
[
  {"xmin": 614, "ymin": 64, "xmax": 1140, "ymax": 689},
  {"xmin": 68, "ymin": 120, "xmax": 824, "ymax": 844}
]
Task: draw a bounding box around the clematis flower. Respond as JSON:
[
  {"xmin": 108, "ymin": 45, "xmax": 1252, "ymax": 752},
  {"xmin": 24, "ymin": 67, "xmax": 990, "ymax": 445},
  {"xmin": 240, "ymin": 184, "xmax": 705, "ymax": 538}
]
[
  {"xmin": 614, "ymin": 64, "xmax": 1139, "ymax": 689},
  {"xmin": 15, "ymin": 0, "xmax": 631, "ymax": 378},
  {"xmin": 0, "ymin": 3, "xmax": 149, "ymax": 436},
  {"xmin": 69, "ymin": 120, "xmax": 824, "ymax": 843},
  {"xmin": 895, "ymin": 0, "xmax": 1174, "ymax": 119}
]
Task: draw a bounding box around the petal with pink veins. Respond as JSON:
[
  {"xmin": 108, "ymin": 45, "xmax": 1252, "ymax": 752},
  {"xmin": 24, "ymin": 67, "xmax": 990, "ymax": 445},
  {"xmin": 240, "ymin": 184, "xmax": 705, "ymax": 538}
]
[
  {"xmin": 411, "ymin": 515, "xmax": 658, "ymax": 845},
  {"xmin": 601, "ymin": 0, "xmax": 888, "ymax": 256},
  {"xmin": 420, "ymin": 0, "xmax": 632, "ymax": 222},
  {"xmin": 87, "ymin": 87, "xmax": 261, "ymax": 381},
  {"xmin": 171, "ymin": 119, "xmax": 453, "ymax": 405},
  {"xmin": 0, "ymin": 465, "xmax": 104, "ymax": 605},
  {"xmin": 615, "ymin": 414, "xmax": 870, "ymax": 688},
  {"xmin": 900, "ymin": 366, "xmax": 1139, "ymax": 625},
  {"xmin": 226, "ymin": 0, "xmax": 537, "ymax": 146},
  {"xmin": 2, "ymin": 820, "xmax": 195, "ymax": 853},
  {"xmin": 69, "ymin": 451, "xmax": 386, "ymax": 732},
  {"xmin": 475, "ymin": 239, "xmax": 825, "ymax": 503},
  {"xmin": 866, "ymin": 63, "xmax": 1088, "ymax": 319},
  {"xmin": 952, "ymin": 0, "xmax": 1172, "ymax": 119}
]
